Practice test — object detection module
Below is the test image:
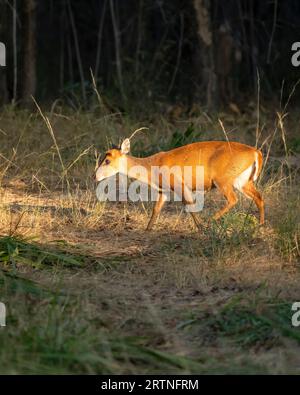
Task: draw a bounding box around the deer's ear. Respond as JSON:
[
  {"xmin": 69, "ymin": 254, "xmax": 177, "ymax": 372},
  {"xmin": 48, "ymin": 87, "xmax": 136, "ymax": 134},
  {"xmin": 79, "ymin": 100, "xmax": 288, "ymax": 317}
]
[{"xmin": 120, "ymin": 138, "xmax": 130, "ymax": 154}]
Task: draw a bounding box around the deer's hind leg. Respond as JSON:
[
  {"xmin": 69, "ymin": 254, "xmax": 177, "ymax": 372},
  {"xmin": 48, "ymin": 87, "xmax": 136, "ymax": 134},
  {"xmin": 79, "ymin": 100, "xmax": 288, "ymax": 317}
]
[
  {"xmin": 213, "ymin": 182, "xmax": 238, "ymax": 221},
  {"xmin": 241, "ymin": 180, "xmax": 264, "ymax": 225}
]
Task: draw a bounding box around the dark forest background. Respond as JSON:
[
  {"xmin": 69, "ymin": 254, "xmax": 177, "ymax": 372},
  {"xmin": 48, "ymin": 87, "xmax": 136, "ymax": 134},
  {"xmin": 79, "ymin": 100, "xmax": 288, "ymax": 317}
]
[{"xmin": 0, "ymin": 0, "xmax": 300, "ymax": 112}]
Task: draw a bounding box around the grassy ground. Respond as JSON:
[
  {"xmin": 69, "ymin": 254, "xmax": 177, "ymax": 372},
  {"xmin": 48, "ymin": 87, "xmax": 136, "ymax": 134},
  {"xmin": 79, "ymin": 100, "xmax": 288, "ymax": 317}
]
[{"xmin": 0, "ymin": 102, "xmax": 299, "ymax": 374}]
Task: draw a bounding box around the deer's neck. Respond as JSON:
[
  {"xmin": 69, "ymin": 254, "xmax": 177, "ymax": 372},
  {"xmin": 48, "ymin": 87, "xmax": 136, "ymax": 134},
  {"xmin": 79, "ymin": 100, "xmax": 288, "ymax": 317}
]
[
  {"xmin": 126, "ymin": 155, "xmax": 153, "ymax": 169},
  {"xmin": 124, "ymin": 155, "xmax": 157, "ymax": 184}
]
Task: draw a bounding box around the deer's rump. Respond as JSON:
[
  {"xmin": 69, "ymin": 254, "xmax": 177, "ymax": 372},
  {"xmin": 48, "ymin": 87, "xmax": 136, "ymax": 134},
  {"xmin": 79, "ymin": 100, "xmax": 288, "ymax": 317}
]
[{"xmin": 159, "ymin": 141, "xmax": 263, "ymax": 192}]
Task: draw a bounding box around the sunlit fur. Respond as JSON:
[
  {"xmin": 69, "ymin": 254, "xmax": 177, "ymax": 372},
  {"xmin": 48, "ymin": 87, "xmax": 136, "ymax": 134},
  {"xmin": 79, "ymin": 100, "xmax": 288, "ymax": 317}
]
[{"xmin": 95, "ymin": 140, "xmax": 264, "ymax": 230}]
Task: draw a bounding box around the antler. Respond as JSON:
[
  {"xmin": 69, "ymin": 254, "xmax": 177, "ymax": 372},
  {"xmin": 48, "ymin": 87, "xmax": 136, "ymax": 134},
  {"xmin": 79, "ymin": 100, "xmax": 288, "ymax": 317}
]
[{"xmin": 128, "ymin": 127, "xmax": 149, "ymax": 141}]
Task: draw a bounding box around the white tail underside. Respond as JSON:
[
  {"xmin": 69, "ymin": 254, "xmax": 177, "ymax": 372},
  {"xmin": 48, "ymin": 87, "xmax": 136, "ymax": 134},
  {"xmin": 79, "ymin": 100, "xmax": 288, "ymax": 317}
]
[
  {"xmin": 233, "ymin": 152, "xmax": 259, "ymax": 192},
  {"xmin": 253, "ymin": 151, "xmax": 260, "ymax": 181}
]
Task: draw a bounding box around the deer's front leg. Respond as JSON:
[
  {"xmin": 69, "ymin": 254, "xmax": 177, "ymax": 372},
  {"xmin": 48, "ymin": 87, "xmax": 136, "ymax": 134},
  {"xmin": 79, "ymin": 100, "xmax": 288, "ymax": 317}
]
[
  {"xmin": 146, "ymin": 192, "xmax": 167, "ymax": 230},
  {"xmin": 182, "ymin": 185, "xmax": 204, "ymax": 230}
]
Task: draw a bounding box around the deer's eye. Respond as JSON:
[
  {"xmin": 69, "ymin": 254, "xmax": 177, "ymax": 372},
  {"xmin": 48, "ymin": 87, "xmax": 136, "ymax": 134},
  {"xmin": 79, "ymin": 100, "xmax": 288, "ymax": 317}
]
[{"xmin": 105, "ymin": 159, "xmax": 110, "ymax": 165}]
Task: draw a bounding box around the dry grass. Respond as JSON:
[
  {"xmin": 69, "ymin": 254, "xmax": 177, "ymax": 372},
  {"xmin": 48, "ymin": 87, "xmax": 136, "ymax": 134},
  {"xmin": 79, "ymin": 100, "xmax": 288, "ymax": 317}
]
[{"xmin": 0, "ymin": 103, "xmax": 299, "ymax": 373}]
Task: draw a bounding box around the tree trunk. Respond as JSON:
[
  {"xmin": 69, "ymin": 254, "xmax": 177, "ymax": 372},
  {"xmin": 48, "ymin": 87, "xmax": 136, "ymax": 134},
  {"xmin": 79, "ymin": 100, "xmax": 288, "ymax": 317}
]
[
  {"xmin": 192, "ymin": 0, "xmax": 218, "ymax": 110},
  {"xmin": 21, "ymin": 0, "xmax": 36, "ymax": 107}
]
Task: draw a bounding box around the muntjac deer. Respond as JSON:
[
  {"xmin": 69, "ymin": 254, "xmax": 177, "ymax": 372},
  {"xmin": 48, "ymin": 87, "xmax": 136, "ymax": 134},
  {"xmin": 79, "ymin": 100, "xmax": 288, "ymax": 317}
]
[{"xmin": 95, "ymin": 138, "xmax": 264, "ymax": 230}]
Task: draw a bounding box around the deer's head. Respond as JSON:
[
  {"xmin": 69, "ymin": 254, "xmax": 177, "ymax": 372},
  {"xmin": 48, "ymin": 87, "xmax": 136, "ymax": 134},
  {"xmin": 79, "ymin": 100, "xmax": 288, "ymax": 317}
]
[{"xmin": 95, "ymin": 138, "xmax": 130, "ymax": 182}]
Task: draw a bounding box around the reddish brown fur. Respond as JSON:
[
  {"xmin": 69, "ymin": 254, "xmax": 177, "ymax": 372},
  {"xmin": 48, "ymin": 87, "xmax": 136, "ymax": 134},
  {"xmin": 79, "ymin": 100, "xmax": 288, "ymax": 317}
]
[{"xmin": 99, "ymin": 141, "xmax": 264, "ymax": 230}]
